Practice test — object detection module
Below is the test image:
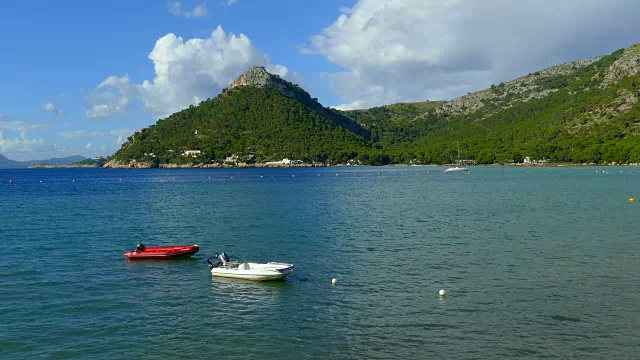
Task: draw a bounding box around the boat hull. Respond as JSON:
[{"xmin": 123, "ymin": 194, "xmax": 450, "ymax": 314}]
[
  {"xmin": 211, "ymin": 262, "xmax": 294, "ymax": 281},
  {"xmin": 124, "ymin": 245, "xmax": 199, "ymax": 259},
  {"xmin": 211, "ymin": 270, "xmax": 288, "ymax": 281}
]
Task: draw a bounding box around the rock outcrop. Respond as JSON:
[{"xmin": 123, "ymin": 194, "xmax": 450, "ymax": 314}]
[
  {"xmin": 103, "ymin": 160, "xmax": 153, "ymax": 168},
  {"xmin": 435, "ymin": 56, "xmax": 603, "ymax": 117},
  {"xmin": 230, "ymin": 66, "xmax": 282, "ymax": 89},
  {"xmin": 600, "ymin": 44, "xmax": 640, "ymax": 87}
]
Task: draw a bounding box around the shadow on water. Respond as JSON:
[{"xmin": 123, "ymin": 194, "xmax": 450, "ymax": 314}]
[{"xmin": 123, "ymin": 256, "xmax": 200, "ymax": 268}]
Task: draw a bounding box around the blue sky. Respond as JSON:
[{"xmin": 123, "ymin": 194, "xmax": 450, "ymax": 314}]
[{"xmin": 1, "ymin": 0, "xmax": 639, "ymax": 161}]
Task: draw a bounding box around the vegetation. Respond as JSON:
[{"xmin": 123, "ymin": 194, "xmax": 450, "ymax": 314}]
[
  {"xmin": 114, "ymin": 86, "xmax": 383, "ymax": 165},
  {"xmin": 74, "ymin": 157, "xmax": 110, "ymax": 167},
  {"xmin": 344, "ymin": 48, "xmax": 640, "ymax": 165},
  {"xmin": 112, "ymin": 44, "xmax": 640, "ymax": 166}
]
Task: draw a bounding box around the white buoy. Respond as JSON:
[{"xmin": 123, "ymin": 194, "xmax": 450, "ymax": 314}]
[
  {"xmin": 331, "ymin": 278, "xmax": 337, "ymax": 285},
  {"xmin": 439, "ymin": 289, "xmax": 447, "ymax": 297}
]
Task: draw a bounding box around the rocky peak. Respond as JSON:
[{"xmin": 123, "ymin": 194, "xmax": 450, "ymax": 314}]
[
  {"xmin": 227, "ymin": 65, "xmax": 369, "ymax": 138},
  {"xmin": 230, "ymin": 66, "xmax": 279, "ymax": 89},
  {"xmin": 600, "ymin": 43, "xmax": 640, "ymax": 87}
]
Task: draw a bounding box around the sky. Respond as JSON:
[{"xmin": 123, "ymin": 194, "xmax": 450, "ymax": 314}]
[{"xmin": 1, "ymin": 0, "xmax": 639, "ymax": 161}]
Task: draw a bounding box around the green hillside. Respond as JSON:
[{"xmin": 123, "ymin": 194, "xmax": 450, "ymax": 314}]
[
  {"xmin": 110, "ymin": 43, "xmax": 640, "ymax": 167},
  {"xmin": 344, "ymin": 45, "xmax": 640, "ymax": 164},
  {"xmin": 113, "ymin": 85, "xmax": 380, "ymax": 165},
  {"xmin": 338, "ymin": 101, "xmax": 446, "ymax": 163}
]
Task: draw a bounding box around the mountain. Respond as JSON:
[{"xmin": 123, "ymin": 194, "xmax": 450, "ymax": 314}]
[
  {"xmin": 110, "ymin": 43, "xmax": 640, "ymax": 167},
  {"xmin": 230, "ymin": 66, "xmax": 368, "ymax": 138},
  {"xmin": 22, "ymin": 155, "xmax": 87, "ymax": 166},
  {"xmin": 0, "ymin": 154, "xmax": 86, "ymax": 168},
  {"xmin": 0, "ymin": 154, "xmax": 20, "ymax": 168},
  {"xmin": 343, "ymin": 43, "xmax": 640, "ymax": 164},
  {"xmin": 109, "ymin": 66, "xmax": 383, "ymax": 167}
]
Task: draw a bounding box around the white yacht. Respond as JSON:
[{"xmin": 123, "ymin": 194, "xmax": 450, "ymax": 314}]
[{"xmin": 445, "ymin": 141, "xmax": 468, "ymax": 172}]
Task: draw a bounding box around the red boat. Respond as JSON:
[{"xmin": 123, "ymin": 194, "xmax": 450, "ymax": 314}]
[{"xmin": 124, "ymin": 243, "xmax": 199, "ymax": 259}]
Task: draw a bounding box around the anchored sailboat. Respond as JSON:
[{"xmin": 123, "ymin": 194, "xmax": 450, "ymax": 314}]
[{"xmin": 445, "ymin": 141, "xmax": 468, "ymax": 172}]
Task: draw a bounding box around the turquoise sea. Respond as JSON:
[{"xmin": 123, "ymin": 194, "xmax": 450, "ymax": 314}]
[{"xmin": 1, "ymin": 166, "xmax": 638, "ymax": 359}]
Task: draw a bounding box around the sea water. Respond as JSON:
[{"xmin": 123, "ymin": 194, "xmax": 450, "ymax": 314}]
[{"xmin": 1, "ymin": 166, "xmax": 638, "ymax": 359}]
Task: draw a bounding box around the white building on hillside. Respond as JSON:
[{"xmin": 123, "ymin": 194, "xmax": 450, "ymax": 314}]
[{"xmin": 183, "ymin": 150, "xmax": 201, "ymax": 157}]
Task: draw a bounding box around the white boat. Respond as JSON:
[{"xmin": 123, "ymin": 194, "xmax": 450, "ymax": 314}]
[
  {"xmin": 445, "ymin": 141, "xmax": 468, "ymax": 172},
  {"xmin": 207, "ymin": 252, "xmax": 294, "ymax": 281},
  {"xmin": 444, "ymin": 166, "xmax": 468, "ymax": 172}
]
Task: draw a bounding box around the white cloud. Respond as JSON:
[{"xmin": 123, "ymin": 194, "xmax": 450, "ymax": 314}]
[
  {"xmin": 86, "ymin": 105, "xmax": 111, "ymax": 118},
  {"xmin": 228, "ymin": 0, "xmax": 237, "ymax": 4},
  {"xmin": 88, "ymin": 25, "xmax": 296, "ymax": 118},
  {"xmin": 86, "ymin": 75, "xmax": 132, "ymax": 118},
  {"xmin": 333, "ymin": 100, "xmax": 365, "ymax": 111},
  {"xmin": 0, "ymin": 131, "xmax": 52, "ymax": 154},
  {"xmin": 0, "ymin": 113, "xmax": 5, "ymax": 121},
  {"xmin": 59, "ymin": 130, "xmax": 97, "ymax": 139},
  {"xmin": 0, "ymin": 121, "xmax": 122, "ymax": 160},
  {"xmin": 168, "ymin": 1, "xmax": 208, "ymax": 18},
  {"xmin": 306, "ymin": 0, "xmax": 640, "ymax": 109},
  {"xmin": 43, "ymin": 103, "xmax": 63, "ymax": 115},
  {"xmin": 0, "ymin": 120, "xmax": 42, "ymax": 132},
  {"xmin": 0, "ymin": 119, "xmax": 54, "ymax": 158},
  {"xmin": 58, "ymin": 129, "xmax": 134, "ymax": 145}
]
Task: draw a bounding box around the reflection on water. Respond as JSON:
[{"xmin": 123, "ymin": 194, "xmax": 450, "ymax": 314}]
[
  {"xmin": 124, "ymin": 257, "xmax": 200, "ymax": 268},
  {"xmin": 210, "ymin": 277, "xmax": 290, "ymax": 305}
]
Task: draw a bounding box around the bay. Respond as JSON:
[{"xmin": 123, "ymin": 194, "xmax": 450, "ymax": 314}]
[{"xmin": 0, "ymin": 166, "xmax": 638, "ymax": 359}]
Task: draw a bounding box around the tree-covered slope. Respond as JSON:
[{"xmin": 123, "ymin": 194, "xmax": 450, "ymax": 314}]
[
  {"xmin": 110, "ymin": 43, "xmax": 640, "ymax": 167},
  {"xmin": 339, "ymin": 101, "xmax": 446, "ymax": 160},
  {"xmin": 113, "ymin": 85, "xmax": 375, "ymax": 165},
  {"xmin": 343, "ymin": 44, "xmax": 640, "ymax": 164}
]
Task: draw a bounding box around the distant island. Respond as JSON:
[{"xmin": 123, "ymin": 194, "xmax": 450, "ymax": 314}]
[{"xmin": 0, "ymin": 154, "xmax": 88, "ymax": 169}]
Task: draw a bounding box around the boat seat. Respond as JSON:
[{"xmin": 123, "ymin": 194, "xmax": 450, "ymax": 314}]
[{"xmin": 239, "ymin": 263, "xmax": 250, "ymax": 270}]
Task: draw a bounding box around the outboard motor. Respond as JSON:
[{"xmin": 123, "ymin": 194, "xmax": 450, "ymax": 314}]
[
  {"xmin": 218, "ymin": 252, "xmax": 230, "ymax": 264},
  {"xmin": 207, "ymin": 258, "xmax": 220, "ymax": 269},
  {"xmin": 135, "ymin": 243, "xmax": 146, "ymax": 252}
]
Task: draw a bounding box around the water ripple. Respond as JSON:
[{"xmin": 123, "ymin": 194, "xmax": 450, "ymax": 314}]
[{"xmin": 1, "ymin": 167, "xmax": 639, "ymax": 359}]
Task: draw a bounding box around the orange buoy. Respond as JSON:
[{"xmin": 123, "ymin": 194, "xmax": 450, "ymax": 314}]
[{"xmin": 630, "ymin": 198, "xmax": 637, "ymax": 203}]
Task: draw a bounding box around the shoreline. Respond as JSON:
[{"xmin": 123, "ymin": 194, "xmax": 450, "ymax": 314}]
[
  {"xmin": 28, "ymin": 164, "xmax": 100, "ymax": 169},
  {"xmin": 21, "ymin": 162, "xmax": 640, "ymax": 169}
]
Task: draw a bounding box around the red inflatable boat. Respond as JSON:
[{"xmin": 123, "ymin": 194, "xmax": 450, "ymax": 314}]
[{"xmin": 124, "ymin": 243, "xmax": 199, "ymax": 259}]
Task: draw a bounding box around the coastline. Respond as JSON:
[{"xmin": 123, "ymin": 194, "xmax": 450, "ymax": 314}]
[
  {"xmin": 21, "ymin": 161, "xmax": 640, "ymax": 169},
  {"xmin": 28, "ymin": 164, "xmax": 100, "ymax": 169}
]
